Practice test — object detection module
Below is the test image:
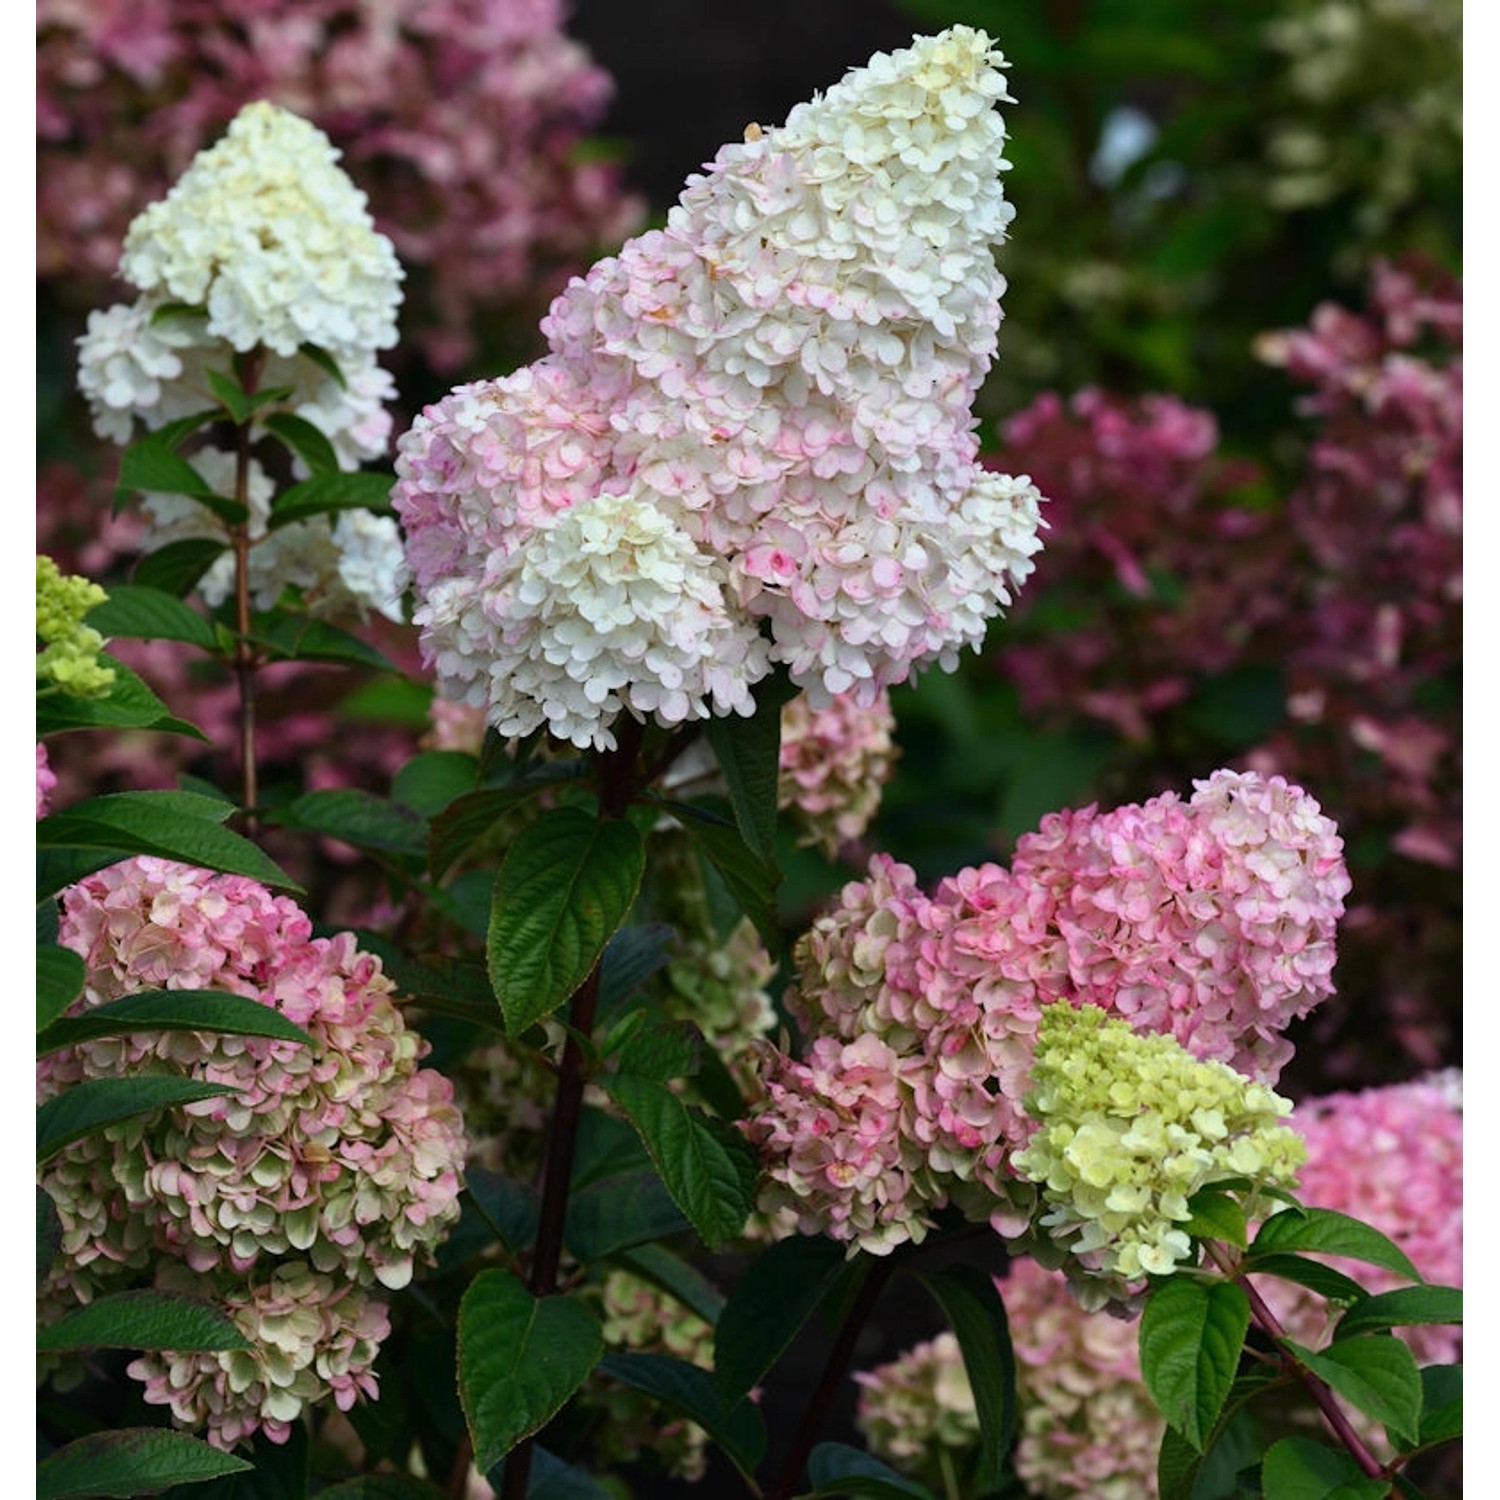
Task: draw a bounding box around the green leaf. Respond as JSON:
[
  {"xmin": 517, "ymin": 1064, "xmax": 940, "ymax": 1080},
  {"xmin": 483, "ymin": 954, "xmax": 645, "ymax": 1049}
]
[
  {"xmin": 659, "ymin": 797, "xmax": 780, "ymax": 950},
  {"xmin": 315, "ymin": 1480, "xmax": 449, "ymax": 1500},
  {"xmin": 37, "ymin": 1185, "xmax": 62, "ymax": 1282},
  {"xmin": 37, "ymin": 988, "xmax": 313, "ymax": 1056},
  {"xmin": 1185, "ymin": 1187, "xmax": 1249, "ymax": 1249},
  {"xmin": 1244, "ymin": 1254, "xmax": 1370, "ymax": 1308},
  {"xmin": 597, "ymin": 923, "xmax": 675, "ymax": 1018},
  {"xmin": 488, "ymin": 1450, "xmax": 611, "ymax": 1500},
  {"xmin": 703, "ymin": 667, "xmax": 797, "ymax": 868},
  {"xmin": 116, "ymin": 440, "xmax": 246, "ymax": 525},
  {"xmin": 157, "ymin": 1425, "xmax": 307, "ymax": 1500},
  {"xmin": 805, "ymin": 1443, "xmax": 937, "ymax": 1499},
  {"xmin": 429, "ymin": 769, "xmax": 588, "ymax": 879},
  {"xmin": 203, "ymin": 369, "xmax": 294, "ymax": 425},
  {"xmin": 36, "ymin": 658, "xmax": 205, "ymax": 739},
  {"xmin": 36, "ymin": 1290, "xmax": 251, "ymax": 1352},
  {"xmin": 1334, "ymin": 1286, "xmax": 1462, "ymax": 1341},
  {"xmin": 613, "ymin": 1020, "xmax": 702, "ymax": 1083},
  {"xmin": 1418, "ymin": 1363, "xmax": 1462, "ymax": 1447},
  {"xmin": 269, "ymin": 788, "xmax": 427, "ymax": 858},
  {"xmin": 597, "ymin": 1351, "xmax": 767, "ymax": 1477},
  {"xmin": 1249, "ymin": 1208, "xmax": 1422, "ymax": 1284},
  {"xmin": 393, "ymin": 751, "xmax": 478, "ymax": 817},
  {"xmin": 247, "ymin": 611, "xmax": 400, "ymax": 672},
  {"xmin": 1259, "ymin": 1437, "xmax": 1390, "ymax": 1499},
  {"xmin": 87, "ymin": 585, "xmax": 218, "ymax": 650},
  {"xmin": 38, "ymin": 945, "xmax": 85, "ymax": 1030},
  {"xmin": 488, "ymin": 808, "xmax": 645, "ymax": 1037},
  {"xmin": 563, "ymin": 1169, "xmax": 692, "ymax": 1264},
  {"xmin": 602, "ymin": 1074, "xmax": 757, "ymax": 1250},
  {"xmin": 714, "ymin": 1234, "xmax": 850, "ymax": 1405},
  {"xmin": 299, "ymin": 342, "xmax": 346, "ymax": 389},
  {"xmin": 260, "ymin": 412, "xmax": 341, "ymax": 475},
  {"xmin": 916, "ymin": 1264, "xmax": 1017, "ymax": 1489},
  {"xmin": 38, "ymin": 1076, "xmax": 237, "ymax": 1164},
  {"xmin": 457, "ymin": 1270, "xmax": 603, "ymax": 1472},
  {"xmin": 149, "ymin": 304, "xmax": 206, "ymax": 328},
  {"xmin": 37, "ymin": 1430, "xmax": 252, "ymax": 1500},
  {"xmin": 1157, "ymin": 1366, "xmax": 1286, "ymax": 1500},
  {"xmin": 458, "ymin": 1169, "xmax": 541, "ymax": 1259},
  {"xmin": 1139, "ymin": 1277, "xmax": 1251, "ymax": 1451},
  {"xmin": 37, "ymin": 791, "xmax": 299, "ymax": 897},
  {"xmin": 615, "ymin": 1243, "xmax": 725, "ymax": 1329},
  {"xmin": 268, "ymin": 471, "xmax": 394, "ymax": 530},
  {"xmin": 132, "ymin": 539, "xmax": 229, "ymax": 598},
  {"xmin": 1283, "ymin": 1335, "xmax": 1423, "ymax": 1448}
]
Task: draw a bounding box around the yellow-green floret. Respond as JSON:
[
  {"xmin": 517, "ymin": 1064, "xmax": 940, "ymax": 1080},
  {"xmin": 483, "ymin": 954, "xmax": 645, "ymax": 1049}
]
[{"xmin": 37, "ymin": 556, "xmax": 115, "ymax": 698}]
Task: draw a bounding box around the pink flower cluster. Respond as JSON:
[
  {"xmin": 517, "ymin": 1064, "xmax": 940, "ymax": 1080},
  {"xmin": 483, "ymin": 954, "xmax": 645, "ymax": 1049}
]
[
  {"xmin": 37, "ymin": 0, "xmax": 641, "ymax": 369},
  {"xmin": 37, "ymin": 743, "xmax": 57, "ymax": 819},
  {"xmin": 778, "ymin": 689, "xmax": 898, "ymax": 857},
  {"xmin": 1267, "ymin": 1072, "xmax": 1463, "ymax": 1368},
  {"xmin": 395, "ymin": 28, "xmax": 1045, "ymax": 749},
  {"xmin": 38, "ymin": 857, "xmax": 468, "ymax": 1445},
  {"xmin": 747, "ymin": 771, "xmax": 1349, "ymax": 1255}
]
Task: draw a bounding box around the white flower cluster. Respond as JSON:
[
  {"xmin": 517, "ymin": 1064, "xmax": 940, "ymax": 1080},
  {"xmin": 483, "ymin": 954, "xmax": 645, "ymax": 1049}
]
[
  {"xmin": 397, "ymin": 27, "xmax": 1045, "ymax": 750},
  {"xmin": 76, "ymin": 102, "xmax": 407, "ymax": 623}
]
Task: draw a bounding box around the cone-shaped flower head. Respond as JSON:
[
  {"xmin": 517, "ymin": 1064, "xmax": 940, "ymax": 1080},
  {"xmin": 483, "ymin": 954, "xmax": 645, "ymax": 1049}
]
[
  {"xmin": 396, "ymin": 27, "xmax": 1045, "ymax": 750},
  {"xmin": 37, "ymin": 555, "xmax": 114, "ymax": 698},
  {"xmin": 1013, "ymin": 1003, "xmax": 1305, "ymax": 1300}
]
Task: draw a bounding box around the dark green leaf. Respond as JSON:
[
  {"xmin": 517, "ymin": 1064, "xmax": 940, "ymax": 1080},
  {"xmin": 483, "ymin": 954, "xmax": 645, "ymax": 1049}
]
[
  {"xmin": 715, "ymin": 1234, "xmax": 850, "ymax": 1405},
  {"xmin": 1283, "ymin": 1335, "xmax": 1422, "ymax": 1448},
  {"xmin": 269, "ymin": 788, "xmax": 427, "ymax": 858},
  {"xmin": 37, "ymin": 988, "xmax": 313, "ymax": 1056},
  {"xmin": 37, "ymin": 1185, "xmax": 62, "ymax": 1282},
  {"xmin": 315, "ymin": 1479, "xmax": 448, "ymax": 1500},
  {"xmin": 260, "ymin": 412, "xmax": 340, "ymax": 475},
  {"xmin": 602, "ymin": 1074, "xmax": 757, "ymax": 1250},
  {"xmin": 87, "ymin": 585, "xmax": 218, "ymax": 650},
  {"xmin": 597, "ymin": 923, "xmax": 676, "ymax": 1018},
  {"xmin": 1259, "ymin": 1437, "xmax": 1389, "ymax": 1499},
  {"xmin": 659, "ymin": 797, "xmax": 780, "ymax": 950},
  {"xmin": 613, "ymin": 1020, "xmax": 702, "ymax": 1083},
  {"xmin": 615, "ymin": 1243, "xmax": 725, "ymax": 1328},
  {"xmin": 457, "ymin": 1270, "xmax": 603, "ymax": 1472},
  {"xmin": 268, "ymin": 471, "xmax": 394, "ymax": 530},
  {"xmin": 703, "ymin": 667, "xmax": 797, "ymax": 869},
  {"xmin": 158, "ymin": 1424, "xmax": 308, "ymax": 1500},
  {"xmin": 1418, "ymin": 1363, "xmax": 1462, "ymax": 1448},
  {"xmin": 37, "ymin": 791, "xmax": 299, "ymax": 897},
  {"xmin": 37, "ymin": 1430, "xmax": 252, "ymax": 1500},
  {"xmin": 36, "ymin": 1290, "xmax": 251, "ymax": 1352},
  {"xmin": 916, "ymin": 1264, "xmax": 1017, "ymax": 1489},
  {"xmin": 132, "ymin": 539, "xmax": 228, "ymax": 597},
  {"xmin": 805, "ymin": 1443, "xmax": 937, "ymax": 1499},
  {"xmin": 116, "ymin": 440, "xmax": 245, "ymax": 525},
  {"xmin": 1249, "ymin": 1208, "xmax": 1422, "ymax": 1284},
  {"xmin": 1157, "ymin": 1366, "xmax": 1286, "ymax": 1500},
  {"xmin": 38, "ymin": 1076, "xmax": 237, "ymax": 1164},
  {"xmin": 597, "ymin": 1351, "xmax": 767, "ymax": 1477},
  {"xmin": 38, "ymin": 945, "xmax": 85, "ymax": 1030},
  {"xmin": 299, "ymin": 342, "xmax": 346, "ymax": 389},
  {"xmin": 36, "ymin": 658, "xmax": 206, "ymax": 739},
  {"xmin": 1334, "ymin": 1286, "xmax": 1462, "ymax": 1341},
  {"xmin": 248, "ymin": 612, "xmax": 400, "ymax": 672},
  {"xmin": 1139, "ymin": 1277, "xmax": 1251, "ymax": 1451},
  {"xmin": 488, "ymin": 1449, "xmax": 612, "ymax": 1500},
  {"xmin": 149, "ymin": 304, "xmax": 206, "ymax": 328},
  {"xmin": 1185, "ymin": 1187, "xmax": 1249, "ymax": 1248},
  {"xmin": 204, "ymin": 370, "xmax": 294, "ymax": 425},
  {"xmin": 392, "ymin": 752, "xmax": 478, "ymax": 817},
  {"xmin": 564, "ymin": 1169, "xmax": 692, "ymax": 1264},
  {"xmin": 463, "ymin": 1168, "xmax": 541, "ymax": 1258},
  {"xmin": 429, "ymin": 770, "xmax": 588, "ymax": 879},
  {"xmin": 1244, "ymin": 1254, "xmax": 1370, "ymax": 1308},
  {"xmin": 488, "ymin": 809, "xmax": 645, "ymax": 1037}
]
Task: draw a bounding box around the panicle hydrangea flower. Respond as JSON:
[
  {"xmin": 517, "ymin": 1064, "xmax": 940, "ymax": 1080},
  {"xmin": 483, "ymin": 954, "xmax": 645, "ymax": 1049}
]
[
  {"xmin": 127, "ymin": 1261, "xmax": 391, "ymax": 1449},
  {"xmin": 854, "ymin": 1332, "xmax": 981, "ymax": 1482},
  {"xmin": 395, "ymin": 27, "xmax": 1046, "ymax": 750},
  {"xmin": 748, "ymin": 771, "xmax": 1345, "ymax": 1259},
  {"xmin": 38, "ymin": 857, "xmax": 467, "ymax": 1445},
  {"xmin": 1264, "ymin": 1072, "xmax": 1462, "ymax": 1367},
  {"xmin": 37, "ymin": 555, "xmax": 115, "ymax": 698},
  {"xmin": 37, "ymin": 743, "xmax": 58, "ymax": 819},
  {"xmin": 1012, "ymin": 1003, "xmax": 1305, "ymax": 1302},
  {"xmin": 119, "ymin": 99, "xmax": 401, "ymax": 358},
  {"xmin": 778, "ymin": 688, "xmax": 898, "ymax": 856}
]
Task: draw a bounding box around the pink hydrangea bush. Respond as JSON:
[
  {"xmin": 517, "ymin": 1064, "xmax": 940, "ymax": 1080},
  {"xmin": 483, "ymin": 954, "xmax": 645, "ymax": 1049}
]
[
  {"xmin": 395, "ymin": 27, "xmax": 1045, "ymax": 751},
  {"xmin": 38, "ymin": 857, "xmax": 468, "ymax": 1445},
  {"xmin": 747, "ymin": 770, "xmax": 1349, "ymax": 1256},
  {"xmin": 37, "ymin": 0, "xmax": 641, "ymax": 370},
  {"xmin": 37, "ymin": 743, "xmax": 57, "ymax": 819},
  {"xmin": 778, "ymin": 689, "xmax": 898, "ymax": 857}
]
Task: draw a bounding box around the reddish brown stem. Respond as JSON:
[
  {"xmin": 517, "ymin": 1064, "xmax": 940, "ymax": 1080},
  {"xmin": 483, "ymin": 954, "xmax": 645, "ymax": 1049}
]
[{"xmin": 1204, "ymin": 1242, "xmax": 1387, "ymax": 1480}]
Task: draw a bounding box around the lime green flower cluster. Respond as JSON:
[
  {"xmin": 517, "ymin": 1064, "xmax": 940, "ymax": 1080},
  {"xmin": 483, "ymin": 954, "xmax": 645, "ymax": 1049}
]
[
  {"xmin": 37, "ymin": 556, "xmax": 115, "ymax": 698},
  {"xmin": 1014, "ymin": 1004, "xmax": 1305, "ymax": 1296}
]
